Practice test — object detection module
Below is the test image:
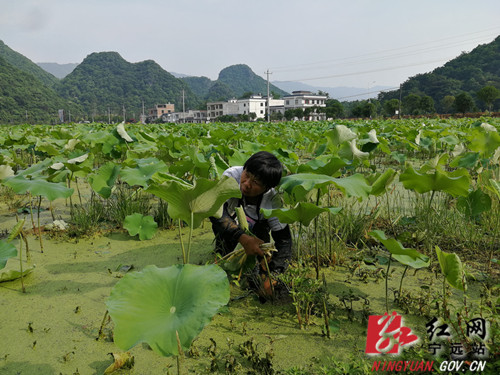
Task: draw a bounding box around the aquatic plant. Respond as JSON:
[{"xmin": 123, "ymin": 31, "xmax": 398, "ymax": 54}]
[{"xmin": 106, "ymin": 264, "xmax": 229, "ymax": 357}]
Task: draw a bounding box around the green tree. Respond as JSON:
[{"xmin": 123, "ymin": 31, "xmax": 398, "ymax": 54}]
[
  {"xmin": 441, "ymin": 95, "xmax": 455, "ymax": 113},
  {"xmin": 420, "ymin": 95, "xmax": 435, "ymax": 114},
  {"xmin": 383, "ymin": 99, "xmax": 400, "ymax": 116},
  {"xmin": 477, "ymin": 85, "xmax": 500, "ymax": 111},
  {"xmin": 352, "ymin": 101, "xmax": 375, "ymax": 118},
  {"xmin": 403, "ymin": 94, "xmax": 421, "ymax": 115},
  {"xmin": 324, "ymin": 99, "xmax": 344, "ymax": 118},
  {"xmin": 454, "ymin": 92, "xmax": 476, "ymax": 114}
]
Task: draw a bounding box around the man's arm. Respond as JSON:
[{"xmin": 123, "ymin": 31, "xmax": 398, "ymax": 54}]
[{"xmin": 210, "ymin": 203, "xmax": 264, "ymax": 256}]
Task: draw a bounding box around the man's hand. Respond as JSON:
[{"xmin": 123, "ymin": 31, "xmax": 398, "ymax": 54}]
[{"xmin": 238, "ymin": 234, "xmax": 264, "ymax": 257}]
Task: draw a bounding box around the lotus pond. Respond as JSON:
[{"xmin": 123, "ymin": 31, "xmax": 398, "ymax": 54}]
[{"xmin": 0, "ymin": 118, "xmax": 499, "ymax": 374}]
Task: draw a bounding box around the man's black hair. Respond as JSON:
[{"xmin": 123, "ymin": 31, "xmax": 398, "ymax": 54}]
[{"xmin": 243, "ymin": 151, "xmax": 283, "ymax": 189}]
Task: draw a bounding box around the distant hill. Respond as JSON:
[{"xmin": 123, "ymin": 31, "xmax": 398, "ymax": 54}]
[
  {"xmin": 272, "ymin": 81, "xmax": 393, "ymax": 100},
  {"xmin": 58, "ymin": 52, "xmax": 200, "ymax": 119},
  {"xmin": 182, "ymin": 64, "xmax": 289, "ymax": 101},
  {"xmin": 0, "ymin": 55, "xmax": 74, "ymax": 123},
  {"xmin": 37, "ymin": 62, "xmax": 78, "ymax": 79},
  {"xmin": 0, "ymin": 40, "xmax": 59, "ymax": 88},
  {"xmin": 379, "ymin": 35, "xmax": 500, "ymax": 112}
]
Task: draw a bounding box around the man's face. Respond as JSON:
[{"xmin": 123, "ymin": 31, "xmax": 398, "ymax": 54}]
[{"xmin": 240, "ymin": 169, "xmax": 267, "ymax": 197}]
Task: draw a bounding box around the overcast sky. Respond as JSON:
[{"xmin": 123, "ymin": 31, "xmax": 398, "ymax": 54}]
[{"xmin": 1, "ymin": 0, "xmax": 499, "ymax": 91}]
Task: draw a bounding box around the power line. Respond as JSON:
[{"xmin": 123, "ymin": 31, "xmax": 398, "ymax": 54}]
[
  {"xmin": 291, "ymin": 58, "xmax": 452, "ymax": 82},
  {"xmin": 270, "ymin": 27, "xmax": 500, "ymax": 74}
]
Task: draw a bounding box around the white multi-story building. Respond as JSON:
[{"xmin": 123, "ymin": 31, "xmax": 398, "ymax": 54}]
[
  {"xmin": 283, "ymin": 90, "xmax": 327, "ymax": 120},
  {"xmin": 206, "ymin": 96, "xmax": 286, "ymax": 121}
]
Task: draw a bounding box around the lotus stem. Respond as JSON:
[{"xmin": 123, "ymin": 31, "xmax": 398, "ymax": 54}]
[
  {"xmin": 96, "ymin": 310, "xmax": 109, "ymax": 341},
  {"xmin": 76, "ymin": 177, "xmax": 83, "ymax": 206},
  {"xmin": 385, "ymin": 255, "xmax": 392, "ymax": 313},
  {"xmin": 398, "ymin": 265, "xmax": 409, "ymax": 298},
  {"xmin": 19, "ymin": 231, "xmax": 25, "ymax": 293},
  {"xmin": 28, "ymin": 192, "xmax": 35, "ymax": 231},
  {"xmin": 297, "ymin": 223, "xmax": 303, "ymax": 266},
  {"xmin": 178, "ymin": 219, "xmax": 186, "ymax": 264},
  {"xmin": 37, "ymin": 195, "xmax": 43, "ymax": 253},
  {"xmin": 176, "ymin": 330, "xmax": 184, "ymax": 375},
  {"xmin": 323, "ymin": 298, "xmax": 331, "ymax": 339},
  {"xmin": 186, "ymin": 211, "xmax": 194, "ymax": 264},
  {"xmin": 314, "ymin": 188, "xmax": 320, "ymax": 279},
  {"xmin": 262, "ymin": 255, "xmax": 275, "ymax": 298}
]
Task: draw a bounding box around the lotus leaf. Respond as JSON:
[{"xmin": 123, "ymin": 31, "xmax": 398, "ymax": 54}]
[
  {"xmin": 326, "ymin": 125, "xmax": 357, "ymax": 146},
  {"xmin": 88, "ymin": 162, "xmax": 121, "ymax": 199},
  {"xmin": 3, "ymin": 175, "xmax": 74, "ymax": 201},
  {"xmin": 0, "ymin": 240, "xmax": 17, "ymax": 269},
  {"xmin": 146, "ymin": 175, "xmax": 241, "ymax": 228},
  {"xmin": 457, "ymin": 189, "xmax": 492, "ymax": 218},
  {"xmin": 399, "ymin": 165, "xmax": 470, "ymax": 197},
  {"xmin": 468, "ymin": 128, "xmax": 500, "ymax": 157},
  {"xmin": 117, "ymin": 122, "xmax": 134, "ymax": 142},
  {"xmin": 366, "ymin": 168, "xmax": 396, "ymax": 196},
  {"xmin": 261, "ymin": 202, "xmax": 341, "ymax": 227},
  {"xmin": 0, "ymin": 165, "xmax": 14, "ymax": 180},
  {"xmin": 296, "ymin": 156, "xmax": 347, "ymax": 176},
  {"xmin": 106, "ymin": 264, "xmax": 230, "ymax": 357},
  {"xmin": 123, "ymin": 214, "xmax": 158, "ymax": 241},
  {"xmin": 435, "ymin": 246, "xmax": 466, "ymax": 291},
  {"xmin": 120, "ymin": 158, "xmax": 168, "ymax": 188},
  {"xmin": 369, "ymin": 230, "xmax": 430, "ymax": 269},
  {"xmin": 280, "ymin": 173, "xmax": 371, "ymax": 201},
  {"xmin": 0, "ymin": 267, "xmax": 33, "ymax": 282},
  {"xmin": 489, "ymin": 179, "xmax": 500, "ymax": 200}
]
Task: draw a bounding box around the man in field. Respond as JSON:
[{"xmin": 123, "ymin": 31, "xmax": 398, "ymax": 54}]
[{"xmin": 210, "ymin": 151, "xmax": 292, "ymax": 296}]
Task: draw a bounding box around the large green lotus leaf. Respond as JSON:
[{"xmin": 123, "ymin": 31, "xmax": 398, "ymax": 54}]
[
  {"xmin": 332, "ymin": 174, "xmax": 371, "ymax": 200},
  {"xmin": 468, "ymin": 129, "xmax": 500, "ymax": 157},
  {"xmin": 450, "ymin": 152, "xmax": 480, "ymax": 169},
  {"xmin": 106, "ymin": 264, "xmax": 230, "ymax": 357},
  {"xmin": 261, "ymin": 202, "xmax": 341, "ymax": 227},
  {"xmin": 0, "ymin": 240, "xmax": 17, "ymax": 269},
  {"xmin": 3, "ymin": 175, "xmax": 74, "ymax": 201},
  {"xmin": 123, "ymin": 213, "xmax": 158, "ymax": 240},
  {"xmin": 296, "ymin": 156, "xmax": 347, "ymax": 176},
  {"xmin": 147, "ymin": 176, "xmax": 241, "ymax": 228},
  {"xmin": 435, "ymin": 246, "xmax": 465, "ymax": 291},
  {"xmin": 369, "ymin": 230, "xmax": 430, "ymax": 269},
  {"xmin": 457, "ymin": 189, "xmax": 492, "ymax": 218},
  {"xmin": 88, "ymin": 162, "xmax": 121, "ymax": 199},
  {"xmin": 280, "ymin": 173, "xmax": 370, "ymax": 201},
  {"xmin": 14, "ymin": 159, "xmax": 53, "ymax": 179},
  {"xmin": 120, "ymin": 158, "xmax": 168, "ymax": 188},
  {"xmin": 399, "ymin": 165, "xmax": 470, "ymax": 197},
  {"xmin": 366, "ymin": 168, "xmax": 397, "ymax": 196}
]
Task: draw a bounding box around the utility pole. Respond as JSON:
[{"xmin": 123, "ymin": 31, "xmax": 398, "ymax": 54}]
[
  {"xmin": 265, "ymin": 69, "xmax": 272, "ymax": 122},
  {"xmin": 182, "ymin": 90, "xmax": 185, "ymax": 123},
  {"xmin": 398, "ymin": 83, "xmax": 403, "ymax": 119}
]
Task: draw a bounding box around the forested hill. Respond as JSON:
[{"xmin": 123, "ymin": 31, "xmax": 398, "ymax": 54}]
[
  {"xmin": 0, "ymin": 40, "xmax": 59, "ymax": 89},
  {"xmin": 182, "ymin": 64, "xmax": 289, "ymax": 101},
  {"xmin": 379, "ymin": 35, "xmax": 500, "ymax": 112},
  {"xmin": 57, "ymin": 52, "xmax": 200, "ymax": 119},
  {"xmin": 0, "ymin": 55, "xmax": 74, "ymax": 123}
]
